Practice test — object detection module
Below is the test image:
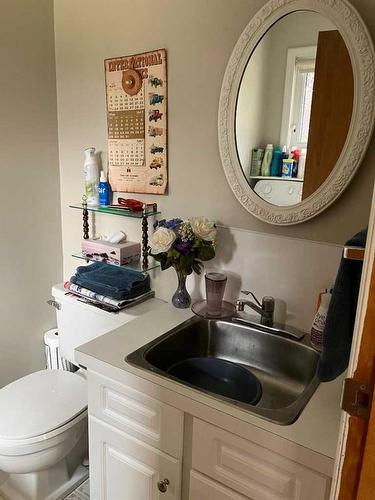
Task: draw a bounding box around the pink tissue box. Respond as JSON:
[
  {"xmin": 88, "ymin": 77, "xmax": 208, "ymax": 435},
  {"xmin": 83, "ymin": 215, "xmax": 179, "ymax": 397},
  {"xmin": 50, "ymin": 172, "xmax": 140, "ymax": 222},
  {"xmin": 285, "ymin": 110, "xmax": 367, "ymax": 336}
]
[{"xmin": 81, "ymin": 239, "xmax": 141, "ymax": 266}]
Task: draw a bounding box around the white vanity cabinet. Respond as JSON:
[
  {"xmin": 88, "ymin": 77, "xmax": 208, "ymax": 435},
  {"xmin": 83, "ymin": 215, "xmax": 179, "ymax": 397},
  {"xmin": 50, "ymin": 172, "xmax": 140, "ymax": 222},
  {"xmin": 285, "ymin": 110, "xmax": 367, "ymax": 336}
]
[
  {"xmin": 86, "ymin": 370, "xmax": 333, "ymax": 500},
  {"xmin": 90, "ymin": 417, "xmax": 181, "ymax": 500},
  {"xmin": 87, "ymin": 371, "xmax": 184, "ymax": 500}
]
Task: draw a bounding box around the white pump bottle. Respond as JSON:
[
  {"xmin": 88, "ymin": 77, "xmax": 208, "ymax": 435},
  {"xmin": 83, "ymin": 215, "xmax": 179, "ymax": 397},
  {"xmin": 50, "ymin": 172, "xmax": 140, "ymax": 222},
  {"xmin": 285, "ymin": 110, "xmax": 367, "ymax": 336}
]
[{"xmin": 83, "ymin": 147, "xmax": 99, "ymax": 207}]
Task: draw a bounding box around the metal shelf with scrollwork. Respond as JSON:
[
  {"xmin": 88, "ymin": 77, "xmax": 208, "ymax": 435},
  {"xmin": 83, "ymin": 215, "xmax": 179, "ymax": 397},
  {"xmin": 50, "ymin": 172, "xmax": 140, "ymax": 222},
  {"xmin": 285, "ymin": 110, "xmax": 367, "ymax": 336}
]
[{"xmin": 69, "ymin": 201, "xmax": 161, "ymax": 271}]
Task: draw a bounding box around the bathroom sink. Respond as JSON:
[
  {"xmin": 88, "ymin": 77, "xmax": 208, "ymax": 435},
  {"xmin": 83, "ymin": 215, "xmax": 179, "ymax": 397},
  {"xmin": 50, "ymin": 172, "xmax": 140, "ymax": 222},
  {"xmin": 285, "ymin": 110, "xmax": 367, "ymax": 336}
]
[{"xmin": 126, "ymin": 317, "xmax": 320, "ymax": 425}]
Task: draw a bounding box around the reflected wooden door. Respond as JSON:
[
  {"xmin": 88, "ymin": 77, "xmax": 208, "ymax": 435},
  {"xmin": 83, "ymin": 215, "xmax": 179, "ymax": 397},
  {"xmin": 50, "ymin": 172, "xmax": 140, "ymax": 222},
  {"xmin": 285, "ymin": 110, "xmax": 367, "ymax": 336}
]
[{"xmin": 303, "ymin": 30, "xmax": 354, "ymax": 200}]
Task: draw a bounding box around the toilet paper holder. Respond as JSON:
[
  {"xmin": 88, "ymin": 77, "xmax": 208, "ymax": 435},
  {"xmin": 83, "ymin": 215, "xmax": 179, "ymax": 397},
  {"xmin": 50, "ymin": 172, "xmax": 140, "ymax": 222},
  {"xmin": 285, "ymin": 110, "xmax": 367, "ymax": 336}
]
[{"xmin": 47, "ymin": 299, "xmax": 61, "ymax": 310}]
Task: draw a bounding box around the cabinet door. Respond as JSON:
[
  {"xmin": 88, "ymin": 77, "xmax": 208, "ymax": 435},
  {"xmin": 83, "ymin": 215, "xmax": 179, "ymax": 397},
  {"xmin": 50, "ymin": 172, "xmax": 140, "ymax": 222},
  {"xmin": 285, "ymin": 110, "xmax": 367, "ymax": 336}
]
[
  {"xmin": 192, "ymin": 419, "xmax": 331, "ymax": 500},
  {"xmin": 89, "ymin": 416, "xmax": 181, "ymax": 500},
  {"xmin": 189, "ymin": 470, "xmax": 249, "ymax": 500}
]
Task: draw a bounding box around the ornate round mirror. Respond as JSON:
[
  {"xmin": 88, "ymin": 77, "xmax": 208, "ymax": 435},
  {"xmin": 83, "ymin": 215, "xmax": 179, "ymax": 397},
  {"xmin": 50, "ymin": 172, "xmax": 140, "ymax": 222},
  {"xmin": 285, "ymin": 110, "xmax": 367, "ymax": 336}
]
[{"xmin": 219, "ymin": 0, "xmax": 375, "ymax": 225}]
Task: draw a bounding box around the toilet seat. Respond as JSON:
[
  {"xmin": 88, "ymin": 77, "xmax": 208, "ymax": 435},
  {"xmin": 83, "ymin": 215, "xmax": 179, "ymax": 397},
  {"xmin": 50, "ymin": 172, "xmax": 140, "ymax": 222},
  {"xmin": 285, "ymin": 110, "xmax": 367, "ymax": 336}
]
[{"xmin": 0, "ymin": 370, "xmax": 87, "ymax": 442}]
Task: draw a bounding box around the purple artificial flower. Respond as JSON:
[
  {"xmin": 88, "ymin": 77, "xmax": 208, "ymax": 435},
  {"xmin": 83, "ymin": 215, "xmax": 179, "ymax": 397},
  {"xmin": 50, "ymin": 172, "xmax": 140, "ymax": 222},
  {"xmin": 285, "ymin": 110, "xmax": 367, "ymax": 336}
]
[
  {"xmin": 164, "ymin": 218, "xmax": 183, "ymax": 230},
  {"xmin": 173, "ymin": 238, "xmax": 193, "ymax": 255}
]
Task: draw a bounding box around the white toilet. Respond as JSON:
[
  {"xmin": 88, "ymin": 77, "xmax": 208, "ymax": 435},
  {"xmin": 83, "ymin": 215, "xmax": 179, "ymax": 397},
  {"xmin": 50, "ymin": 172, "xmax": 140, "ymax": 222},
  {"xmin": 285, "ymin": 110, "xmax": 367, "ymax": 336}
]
[{"xmin": 0, "ymin": 284, "xmax": 138, "ymax": 500}]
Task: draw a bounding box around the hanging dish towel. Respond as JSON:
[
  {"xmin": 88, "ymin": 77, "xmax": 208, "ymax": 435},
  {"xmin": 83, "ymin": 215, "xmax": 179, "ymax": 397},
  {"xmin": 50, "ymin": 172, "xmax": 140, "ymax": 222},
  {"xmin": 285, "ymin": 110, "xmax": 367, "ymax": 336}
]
[
  {"xmin": 317, "ymin": 229, "xmax": 367, "ymax": 382},
  {"xmin": 71, "ymin": 262, "xmax": 150, "ymax": 300}
]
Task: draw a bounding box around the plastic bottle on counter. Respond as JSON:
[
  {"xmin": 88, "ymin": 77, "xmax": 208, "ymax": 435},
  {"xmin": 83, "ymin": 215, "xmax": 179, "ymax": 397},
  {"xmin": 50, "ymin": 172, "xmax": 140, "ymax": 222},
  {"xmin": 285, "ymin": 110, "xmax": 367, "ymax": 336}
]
[
  {"xmin": 261, "ymin": 144, "xmax": 273, "ymax": 177},
  {"xmin": 310, "ymin": 291, "xmax": 332, "ymax": 352},
  {"xmin": 83, "ymin": 147, "xmax": 99, "ymax": 207}
]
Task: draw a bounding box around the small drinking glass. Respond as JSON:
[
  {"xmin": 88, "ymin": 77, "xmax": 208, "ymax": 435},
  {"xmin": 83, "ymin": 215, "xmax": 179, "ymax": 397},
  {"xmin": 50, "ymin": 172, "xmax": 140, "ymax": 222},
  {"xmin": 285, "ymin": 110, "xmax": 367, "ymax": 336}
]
[{"xmin": 205, "ymin": 272, "xmax": 227, "ymax": 316}]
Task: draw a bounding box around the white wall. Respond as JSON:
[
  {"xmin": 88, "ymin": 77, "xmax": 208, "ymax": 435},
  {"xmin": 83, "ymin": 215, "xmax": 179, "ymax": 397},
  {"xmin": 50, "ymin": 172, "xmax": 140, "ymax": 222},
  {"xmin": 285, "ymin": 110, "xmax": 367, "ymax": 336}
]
[
  {"xmin": 54, "ymin": 0, "xmax": 375, "ymax": 265},
  {"xmin": 52, "ymin": 0, "xmax": 375, "ymax": 331},
  {"xmin": 236, "ymin": 36, "xmax": 270, "ymax": 172},
  {"xmin": 151, "ymin": 225, "xmax": 342, "ymax": 332},
  {"xmin": 0, "ymin": 0, "xmax": 62, "ymax": 387}
]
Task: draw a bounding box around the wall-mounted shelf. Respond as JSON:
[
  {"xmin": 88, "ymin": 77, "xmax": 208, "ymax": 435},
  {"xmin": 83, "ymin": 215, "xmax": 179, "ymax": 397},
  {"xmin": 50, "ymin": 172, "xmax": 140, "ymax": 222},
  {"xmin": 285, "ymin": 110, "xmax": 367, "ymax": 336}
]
[
  {"xmin": 69, "ymin": 203, "xmax": 160, "ymax": 218},
  {"xmin": 70, "ymin": 201, "xmax": 160, "ymax": 270},
  {"xmin": 72, "ymin": 253, "xmax": 160, "ymax": 272},
  {"xmin": 249, "ymin": 176, "xmax": 304, "ymax": 182}
]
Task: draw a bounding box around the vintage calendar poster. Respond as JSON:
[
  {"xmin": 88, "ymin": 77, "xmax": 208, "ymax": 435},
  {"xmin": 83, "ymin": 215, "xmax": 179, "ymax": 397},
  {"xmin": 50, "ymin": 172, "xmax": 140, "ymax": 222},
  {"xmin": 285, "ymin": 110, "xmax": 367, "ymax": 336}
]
[{"xmin": 105, "ymin": 49, "xmax": 167, "ymax": 194}]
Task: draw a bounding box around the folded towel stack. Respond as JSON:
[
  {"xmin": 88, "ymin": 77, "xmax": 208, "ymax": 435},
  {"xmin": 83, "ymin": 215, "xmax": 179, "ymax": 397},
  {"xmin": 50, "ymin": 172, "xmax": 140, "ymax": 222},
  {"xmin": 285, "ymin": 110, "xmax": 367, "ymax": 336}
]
[{"xmin": 66, "ymin": 263, "xmax": 152, "ymax": 312}]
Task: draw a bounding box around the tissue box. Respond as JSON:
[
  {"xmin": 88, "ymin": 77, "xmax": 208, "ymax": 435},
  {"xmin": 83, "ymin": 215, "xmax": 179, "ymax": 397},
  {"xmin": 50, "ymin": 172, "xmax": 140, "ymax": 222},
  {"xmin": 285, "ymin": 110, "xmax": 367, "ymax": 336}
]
[{"xmin": 81, "ymin": 239, "xmax": 141, "ymax": 266}]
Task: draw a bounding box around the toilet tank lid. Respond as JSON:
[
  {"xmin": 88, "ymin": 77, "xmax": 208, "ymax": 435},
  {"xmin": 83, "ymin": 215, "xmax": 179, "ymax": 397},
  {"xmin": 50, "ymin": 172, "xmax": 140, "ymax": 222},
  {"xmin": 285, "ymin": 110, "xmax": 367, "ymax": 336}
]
[{"xmin": 0, "ymin": 370, "xmax": 87, "ymax": 440}]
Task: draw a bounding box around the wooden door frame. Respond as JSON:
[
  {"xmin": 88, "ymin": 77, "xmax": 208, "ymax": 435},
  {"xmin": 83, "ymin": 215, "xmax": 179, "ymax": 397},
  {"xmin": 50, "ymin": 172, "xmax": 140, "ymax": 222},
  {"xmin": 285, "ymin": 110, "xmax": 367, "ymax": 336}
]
[{"xmin": 331, "ymin": 186, "xmax": 375, "ymax": 499}]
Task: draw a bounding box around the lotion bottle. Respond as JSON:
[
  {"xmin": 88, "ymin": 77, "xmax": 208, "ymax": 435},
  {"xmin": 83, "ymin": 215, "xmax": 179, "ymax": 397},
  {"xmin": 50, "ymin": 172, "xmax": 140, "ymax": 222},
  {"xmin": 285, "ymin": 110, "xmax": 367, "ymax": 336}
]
[
  {"xmin": 83, "ymin": 147, "xmax": 99, "ymax": 207},
  {"xmin": 310, "ymin": 291, "xmax": 331, "ymax": 352}
]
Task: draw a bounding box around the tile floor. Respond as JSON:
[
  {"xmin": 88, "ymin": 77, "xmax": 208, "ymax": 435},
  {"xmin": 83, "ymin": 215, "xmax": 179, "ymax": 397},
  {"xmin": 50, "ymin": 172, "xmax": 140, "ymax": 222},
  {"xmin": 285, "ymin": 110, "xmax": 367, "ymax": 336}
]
[{"xmin": 65, "ymin": 479, "xmax": 90, "ymax": 499}]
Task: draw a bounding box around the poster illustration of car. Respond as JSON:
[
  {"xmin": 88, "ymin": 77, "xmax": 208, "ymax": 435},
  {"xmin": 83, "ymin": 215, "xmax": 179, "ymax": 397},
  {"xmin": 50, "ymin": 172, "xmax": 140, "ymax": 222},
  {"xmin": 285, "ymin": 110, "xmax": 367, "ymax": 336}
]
[{"xmin": 105, "ymin": 49, "xmax": 167, "ymax": 194}]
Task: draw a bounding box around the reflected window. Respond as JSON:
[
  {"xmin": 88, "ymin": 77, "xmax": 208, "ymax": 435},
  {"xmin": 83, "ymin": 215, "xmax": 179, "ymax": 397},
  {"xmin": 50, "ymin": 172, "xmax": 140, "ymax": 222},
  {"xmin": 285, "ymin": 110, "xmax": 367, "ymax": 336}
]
[
  {"xmin": 291, "ymin": 59, "xmax": 315, "ymax": 147},
  {"xmin": 280, "ymin": 47, "xmax": 316, "ymax": 150}
]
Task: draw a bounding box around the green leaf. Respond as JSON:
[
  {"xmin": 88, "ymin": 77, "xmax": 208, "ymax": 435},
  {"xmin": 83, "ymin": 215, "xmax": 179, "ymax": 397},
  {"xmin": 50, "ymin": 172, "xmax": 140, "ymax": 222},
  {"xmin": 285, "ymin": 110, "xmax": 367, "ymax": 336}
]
[
  {"xmin": 192, "ymin": 260, "xmax": 203, "ymax": 274},
  {"xmin": 161, "ymin": 256, "xmax": 172, "ymax": 271},
  {"xmin": 198, "ymin": 244, "xmax": 215, "ymax": 261}
]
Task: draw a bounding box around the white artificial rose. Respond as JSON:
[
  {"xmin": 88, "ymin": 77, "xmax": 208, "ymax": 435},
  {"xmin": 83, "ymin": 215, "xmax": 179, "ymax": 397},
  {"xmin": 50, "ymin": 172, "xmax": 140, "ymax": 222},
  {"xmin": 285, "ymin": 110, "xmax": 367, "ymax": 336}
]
[
  {"xmin": 190, "ymin": 216, "xmax": 217, "ymax": 242},
  {"xmin": 150, "ymin": 227, "xmax": 176, "ymax": 254}
]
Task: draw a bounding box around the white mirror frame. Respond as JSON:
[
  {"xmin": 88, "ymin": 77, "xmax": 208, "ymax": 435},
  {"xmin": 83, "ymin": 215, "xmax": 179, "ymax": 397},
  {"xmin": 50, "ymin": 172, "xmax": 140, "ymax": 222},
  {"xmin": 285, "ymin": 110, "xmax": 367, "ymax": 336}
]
[{"xmin": 218, "ymin": 0, "xmax": 375, "ymax": 225}]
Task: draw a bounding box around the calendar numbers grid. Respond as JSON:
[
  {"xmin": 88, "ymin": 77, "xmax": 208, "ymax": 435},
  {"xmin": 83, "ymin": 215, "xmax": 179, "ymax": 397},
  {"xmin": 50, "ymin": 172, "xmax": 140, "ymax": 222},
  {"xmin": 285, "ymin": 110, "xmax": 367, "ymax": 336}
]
[{"xmin": 107, "ymin": 85, "xmax": 144, "ymax": 111}]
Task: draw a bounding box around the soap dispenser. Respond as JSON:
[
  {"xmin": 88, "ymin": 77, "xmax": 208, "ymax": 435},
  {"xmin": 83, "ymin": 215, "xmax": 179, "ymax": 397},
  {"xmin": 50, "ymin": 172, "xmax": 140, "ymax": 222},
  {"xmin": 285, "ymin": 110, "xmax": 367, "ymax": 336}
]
[{"xmin": 83, "ymin": 147, "xmax": 99, "ymax": 207}]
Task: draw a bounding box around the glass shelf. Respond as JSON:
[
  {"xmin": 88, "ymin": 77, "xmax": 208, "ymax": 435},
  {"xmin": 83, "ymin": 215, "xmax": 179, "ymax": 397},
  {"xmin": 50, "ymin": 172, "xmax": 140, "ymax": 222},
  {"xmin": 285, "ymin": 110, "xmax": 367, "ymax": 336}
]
[
  {"xmin": 69, "ymin": 204, "xmax": 161, "ymax": 218},
  {"xmin": 249, "ymin": 176, "xmax": 304, "ymax": 182},
  {"xmin": 72, "ymin": 253, "xmax": 160, "ymax": 272}
]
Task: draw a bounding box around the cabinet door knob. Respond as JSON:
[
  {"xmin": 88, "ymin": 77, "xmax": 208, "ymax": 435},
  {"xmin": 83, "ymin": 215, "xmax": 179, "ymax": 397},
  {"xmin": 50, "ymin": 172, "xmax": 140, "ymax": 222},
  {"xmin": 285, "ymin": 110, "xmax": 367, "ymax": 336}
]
[{"xmin": 157, "ymin": 478, "xmax": 170, "ymax": 493}]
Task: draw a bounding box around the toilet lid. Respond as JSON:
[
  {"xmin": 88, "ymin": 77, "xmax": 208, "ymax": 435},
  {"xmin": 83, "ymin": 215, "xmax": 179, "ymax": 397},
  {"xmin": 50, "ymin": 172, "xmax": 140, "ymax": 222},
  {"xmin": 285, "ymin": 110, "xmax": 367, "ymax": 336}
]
[{"xmin": 0, "ymin": 370, "xmax": 87, "ymax": 440}]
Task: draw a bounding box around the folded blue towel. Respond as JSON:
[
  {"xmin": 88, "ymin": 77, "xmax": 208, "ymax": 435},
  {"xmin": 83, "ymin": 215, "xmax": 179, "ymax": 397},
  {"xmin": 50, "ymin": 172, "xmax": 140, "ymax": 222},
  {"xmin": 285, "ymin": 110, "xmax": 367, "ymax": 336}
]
[
  {"xmin": 317, "ymin": 229, "xmax": 367, "ymax": 382},
  {"xmin": 71, "ymin": 263, "xmax": 150, "ymax": 300}
]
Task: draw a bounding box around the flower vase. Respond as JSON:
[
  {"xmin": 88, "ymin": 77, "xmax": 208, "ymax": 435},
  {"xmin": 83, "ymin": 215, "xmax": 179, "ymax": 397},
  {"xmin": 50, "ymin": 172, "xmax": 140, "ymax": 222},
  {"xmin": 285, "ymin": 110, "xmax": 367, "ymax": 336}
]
[{"xmin": 172, "ymin": 269, "xmax": 191, "ymax": 309}]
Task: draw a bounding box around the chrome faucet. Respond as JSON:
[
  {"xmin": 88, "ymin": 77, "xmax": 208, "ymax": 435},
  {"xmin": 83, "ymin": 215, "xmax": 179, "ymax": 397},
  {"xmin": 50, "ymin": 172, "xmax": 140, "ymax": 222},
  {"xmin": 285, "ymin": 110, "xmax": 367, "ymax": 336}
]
[{"xmin": 236, "ymin": 291, "xmax": 275, "ymax": 327}]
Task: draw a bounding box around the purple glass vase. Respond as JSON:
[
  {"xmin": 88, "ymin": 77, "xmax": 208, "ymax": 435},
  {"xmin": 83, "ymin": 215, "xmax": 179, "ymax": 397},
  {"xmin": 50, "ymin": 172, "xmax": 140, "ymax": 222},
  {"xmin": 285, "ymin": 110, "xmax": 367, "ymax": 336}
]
[{"xmin": 172, "ymin": 269, "xmax": 191, "ymax": 309}]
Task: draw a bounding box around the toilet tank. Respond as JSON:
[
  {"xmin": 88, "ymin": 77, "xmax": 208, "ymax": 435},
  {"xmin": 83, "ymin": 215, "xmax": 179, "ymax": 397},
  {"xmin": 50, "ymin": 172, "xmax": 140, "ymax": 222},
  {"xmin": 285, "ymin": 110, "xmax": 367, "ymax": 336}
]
[{"xmin": 52, "ymin": 284, "xmax": 163, "ymax": 366}]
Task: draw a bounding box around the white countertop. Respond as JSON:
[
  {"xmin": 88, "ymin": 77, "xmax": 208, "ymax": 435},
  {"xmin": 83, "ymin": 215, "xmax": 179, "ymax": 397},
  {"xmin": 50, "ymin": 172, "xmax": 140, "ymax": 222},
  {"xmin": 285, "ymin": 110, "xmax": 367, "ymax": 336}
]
[{"xmin": 75, "ymin": 302, "xmax": 344, "ymax": 459}]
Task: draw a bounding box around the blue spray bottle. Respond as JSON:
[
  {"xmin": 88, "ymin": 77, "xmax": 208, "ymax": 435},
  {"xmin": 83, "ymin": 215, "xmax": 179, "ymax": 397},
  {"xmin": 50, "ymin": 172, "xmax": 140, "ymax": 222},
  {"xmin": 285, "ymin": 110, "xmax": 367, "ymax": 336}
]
[{"xmin": 98, "ymin": 171, "xmax": 111, "ymax": 206}]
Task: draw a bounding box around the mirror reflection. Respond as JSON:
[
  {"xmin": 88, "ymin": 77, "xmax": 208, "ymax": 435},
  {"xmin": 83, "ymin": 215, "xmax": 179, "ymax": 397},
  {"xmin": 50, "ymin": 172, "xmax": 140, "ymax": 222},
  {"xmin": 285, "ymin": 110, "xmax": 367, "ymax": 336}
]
[{"xmin": 236, "ymin": 11, "xmax": 354, "ymax": 206}]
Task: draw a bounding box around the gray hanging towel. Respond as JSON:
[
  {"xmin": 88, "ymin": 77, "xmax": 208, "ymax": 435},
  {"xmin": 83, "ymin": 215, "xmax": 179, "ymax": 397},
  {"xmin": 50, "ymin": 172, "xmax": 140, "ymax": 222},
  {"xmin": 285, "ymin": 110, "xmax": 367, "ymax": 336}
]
[{"xmin": 317, "ymin": 229, "xmax": 367, "ymax": 382}]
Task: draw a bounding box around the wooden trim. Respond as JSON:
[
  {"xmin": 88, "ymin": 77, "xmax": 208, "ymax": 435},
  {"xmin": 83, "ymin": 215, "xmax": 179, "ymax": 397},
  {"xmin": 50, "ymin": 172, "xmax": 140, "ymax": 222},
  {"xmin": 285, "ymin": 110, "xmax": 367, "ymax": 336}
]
[
  {"xmin": 336, "ymin": 246, "xmax": 375, "ymax": 499},
  {"xmin": 356, "ymin": 385, "xmax": 375, "ymax": 499},
  {"xmin": 337, "ymin": 418, "xmax": 368, "ymax": 500},
  {"xmin": 331, "ymin": 176, "xmax": 375, "ymax": 499}
]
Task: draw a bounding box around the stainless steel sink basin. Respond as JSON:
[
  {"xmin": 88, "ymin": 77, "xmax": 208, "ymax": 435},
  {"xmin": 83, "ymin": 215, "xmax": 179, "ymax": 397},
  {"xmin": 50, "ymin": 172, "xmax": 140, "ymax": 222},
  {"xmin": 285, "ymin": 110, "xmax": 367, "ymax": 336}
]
[{"xmin": 126, "ymin": 316, "xmax": 320, "ymax": 425}]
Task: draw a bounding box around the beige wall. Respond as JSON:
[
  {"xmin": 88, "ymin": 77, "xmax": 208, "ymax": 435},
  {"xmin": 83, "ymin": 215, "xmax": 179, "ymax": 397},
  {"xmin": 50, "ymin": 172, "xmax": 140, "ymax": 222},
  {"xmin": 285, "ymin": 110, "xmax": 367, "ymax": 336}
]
[
  {"xmin": 54, "ymin": 0, "xmax": 375, "ymax": 279},
  {"xmin": 0, "ymin": 0, "xmax": 62, "ymax": 386}
]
